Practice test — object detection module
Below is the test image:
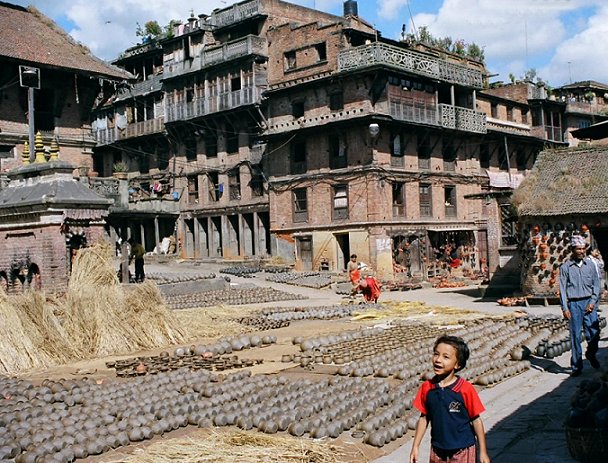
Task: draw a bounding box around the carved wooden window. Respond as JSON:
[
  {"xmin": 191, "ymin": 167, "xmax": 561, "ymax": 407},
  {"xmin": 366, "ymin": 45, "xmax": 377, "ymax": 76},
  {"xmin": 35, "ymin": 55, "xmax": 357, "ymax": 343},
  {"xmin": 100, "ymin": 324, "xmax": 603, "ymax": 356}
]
[
  {"xmin": 293, "ymin": 188, "xmax": 308, "ymax": 222},
  {"xmin": 444, "ymin": 185, "xmax": 456, "ymax": 218},
  {"xmin": 187, "ymin": 175, "xmax": 199, "ymax": 204},
  {"xmin": 284, "ymin": 51, "xmax": 296, "ymax": 70},
  {"xmin": 291, "ymin": 141, "xmax": 307, "ymax": 174},
  {"xmin": 392, "ymin": 182, "xmax": 405, "ymax": 217},
  {"xmin": 332, "ymin": 185, "xmax": 348, "ymax": 220},
  {"xmin": 419, "ymin": 183, "xmax": 432, "ymax": 217},
  {"xmin": 418, "ymin": 135, "xmax": 431, "ymax": 170},
  {"xmin": 329, "ymin": 134, "xmax": 347, "ymax": 169}
]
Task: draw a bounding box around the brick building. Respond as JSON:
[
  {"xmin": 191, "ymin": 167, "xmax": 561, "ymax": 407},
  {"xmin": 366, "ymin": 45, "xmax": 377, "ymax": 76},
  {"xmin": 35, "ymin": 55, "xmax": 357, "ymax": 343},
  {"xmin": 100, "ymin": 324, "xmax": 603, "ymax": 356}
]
[
  {"xmin": 0, "ymin": 2, "xmax": 134, "ymax": 292},
  {"xmin": 87, "ymin": 0, "xmax": 582, "ymax": 282},
  {"xmin": 0, "ymin": 2, "xmax": 132, "ymax": 173},
  {"xmin": 514, "ymin": 147, "xmax": 608, "ymax": 297},
  {"xmin": 0, "ymin": 142, "xmax": 111, "ymax": 293}
]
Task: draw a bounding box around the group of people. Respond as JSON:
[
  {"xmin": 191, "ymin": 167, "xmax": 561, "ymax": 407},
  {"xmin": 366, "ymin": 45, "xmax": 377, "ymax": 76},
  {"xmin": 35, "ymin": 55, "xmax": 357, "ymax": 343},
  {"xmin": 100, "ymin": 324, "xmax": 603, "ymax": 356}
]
[{"xmin": 343, "ymin": 235, "xmax": 605, "ymax": 463}]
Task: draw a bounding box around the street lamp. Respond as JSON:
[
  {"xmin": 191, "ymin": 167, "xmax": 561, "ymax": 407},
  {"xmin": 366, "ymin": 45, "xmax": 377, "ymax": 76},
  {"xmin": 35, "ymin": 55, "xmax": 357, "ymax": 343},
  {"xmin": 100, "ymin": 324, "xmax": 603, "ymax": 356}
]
[{"xmin": 19, "ymin": 66, "xmax": 40, "ymax": 163}]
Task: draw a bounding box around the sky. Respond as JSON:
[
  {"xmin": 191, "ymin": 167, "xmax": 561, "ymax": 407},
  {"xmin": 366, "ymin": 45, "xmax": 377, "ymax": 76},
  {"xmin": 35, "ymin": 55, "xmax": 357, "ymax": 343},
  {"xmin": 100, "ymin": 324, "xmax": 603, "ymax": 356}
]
[{"xmin": 10, "ymin": 0, "xmax": 608, "ymax": 87}]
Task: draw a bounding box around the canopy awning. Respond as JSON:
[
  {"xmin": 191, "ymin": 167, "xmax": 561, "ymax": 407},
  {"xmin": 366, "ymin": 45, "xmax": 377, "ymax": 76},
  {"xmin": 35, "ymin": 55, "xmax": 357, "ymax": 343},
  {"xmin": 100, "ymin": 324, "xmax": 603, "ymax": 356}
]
[{"xmin": 486, "ymin": 170, "xmax": 524, "ymax": 189}]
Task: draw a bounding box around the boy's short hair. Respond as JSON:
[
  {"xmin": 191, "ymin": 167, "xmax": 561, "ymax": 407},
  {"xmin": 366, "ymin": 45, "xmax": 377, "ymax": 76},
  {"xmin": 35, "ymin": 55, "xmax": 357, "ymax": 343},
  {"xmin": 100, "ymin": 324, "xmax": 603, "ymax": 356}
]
[{"xmin": 434, "ymin": 335, "xmax": 470, "ymax": 371}]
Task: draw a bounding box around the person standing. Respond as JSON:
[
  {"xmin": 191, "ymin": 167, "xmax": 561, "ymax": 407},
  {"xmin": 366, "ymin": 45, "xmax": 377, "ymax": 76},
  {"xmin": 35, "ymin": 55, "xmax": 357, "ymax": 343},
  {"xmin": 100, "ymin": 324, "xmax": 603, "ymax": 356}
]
[
  {"xmin": 347, "ymin": 254, "xmax": 360, "ymax": 296},
  {"xmin": 559, "ymin": 235, "xmax": 601, "ymax": 376},
  {"xmin": 128, "ymin": 238, "xmax": 146, "ymax": 283},
  {"xmin": 409, "ymin": 335, "xmax": 490, "ymax": 463}
]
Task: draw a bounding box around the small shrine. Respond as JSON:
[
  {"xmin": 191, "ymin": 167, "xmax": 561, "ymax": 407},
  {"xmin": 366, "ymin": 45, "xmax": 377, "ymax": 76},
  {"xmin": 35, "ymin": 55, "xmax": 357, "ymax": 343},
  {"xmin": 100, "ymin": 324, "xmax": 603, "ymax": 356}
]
[{"xmin": 0, "ymin": 134, "xmax": 112, "ymax": 293}]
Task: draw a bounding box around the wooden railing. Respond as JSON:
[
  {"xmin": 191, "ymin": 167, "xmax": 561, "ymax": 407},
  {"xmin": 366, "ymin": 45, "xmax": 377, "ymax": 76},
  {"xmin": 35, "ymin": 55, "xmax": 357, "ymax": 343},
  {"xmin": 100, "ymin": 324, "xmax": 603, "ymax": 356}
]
[
  {"xmin": 212, "ymin": 0, "xmax": 262, "ymax": 28},
  {"xmin": 93, "ymin": 117, "xmax": 165, "ymax": 146},
  {"xmin": 163, "ymin": 35, "xmax": 267, "ymax": 79},
  {"xmin": 165, "ymin": 87, "xmax": 261, "ymax": 122},
  {"xmin": 338, "ymin": 42, "xmax": 484, "ymax": 88}
]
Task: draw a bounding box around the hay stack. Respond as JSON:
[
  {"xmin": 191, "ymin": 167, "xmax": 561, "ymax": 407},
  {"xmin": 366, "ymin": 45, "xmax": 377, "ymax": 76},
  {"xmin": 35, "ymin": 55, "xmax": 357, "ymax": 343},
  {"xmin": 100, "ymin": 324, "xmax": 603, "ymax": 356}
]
[
  {"xmin": 0, "ymin": 240, "xmax": 187, "ymax": 375},
  {"xmin": 105, "ymin": 429, "xmax": 342, "ymax": 463},
  {"xmin": 61, "ymin": 240, "xmax": 186, "ymax": 357},
  {"xmin": 10, "ymin": 291, "xmax": 76, "ymax": 363},
  {"xmin": 0, "ymin": 286, "xmax": 53, "ymax": 374}
]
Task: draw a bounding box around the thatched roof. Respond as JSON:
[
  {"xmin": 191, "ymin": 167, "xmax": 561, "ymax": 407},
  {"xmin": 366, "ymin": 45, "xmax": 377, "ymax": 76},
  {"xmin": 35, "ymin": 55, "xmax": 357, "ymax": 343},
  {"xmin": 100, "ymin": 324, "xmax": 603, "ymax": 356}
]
[
  {"xmin": 513, "ymin": 147, "xmax": 608, "ymax": 217},
  {"xmin": 0, "ymin": 2, "xmax": 131, "ymax": 80}
]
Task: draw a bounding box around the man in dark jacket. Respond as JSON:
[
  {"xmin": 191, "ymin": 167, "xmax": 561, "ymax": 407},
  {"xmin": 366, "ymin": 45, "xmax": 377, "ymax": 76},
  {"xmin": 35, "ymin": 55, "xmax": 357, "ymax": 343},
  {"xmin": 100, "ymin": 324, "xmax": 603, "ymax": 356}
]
[{"xmin": 128, "ymin": 238, "xmax": 146, "ymax": 283}]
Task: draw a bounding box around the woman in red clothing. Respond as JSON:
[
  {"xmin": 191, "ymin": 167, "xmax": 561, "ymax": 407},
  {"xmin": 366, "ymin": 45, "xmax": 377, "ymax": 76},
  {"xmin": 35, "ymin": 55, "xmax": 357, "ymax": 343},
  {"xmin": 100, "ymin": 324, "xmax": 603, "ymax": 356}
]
[{"xmin": 358, "ymin": 275, "xmax": 381, "ymax": 303}]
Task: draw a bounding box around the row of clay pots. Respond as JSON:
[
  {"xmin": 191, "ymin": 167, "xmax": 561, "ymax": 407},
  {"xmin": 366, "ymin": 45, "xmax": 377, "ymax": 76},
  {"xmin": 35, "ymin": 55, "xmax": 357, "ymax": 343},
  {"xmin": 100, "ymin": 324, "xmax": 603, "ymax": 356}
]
[
  {"xmin": 165, "ymin": 287, "xmax": 307, "ymax": 309},
  {"xmin": 146, "ymin": 272, "xmax": 216, "ymax": 284}
]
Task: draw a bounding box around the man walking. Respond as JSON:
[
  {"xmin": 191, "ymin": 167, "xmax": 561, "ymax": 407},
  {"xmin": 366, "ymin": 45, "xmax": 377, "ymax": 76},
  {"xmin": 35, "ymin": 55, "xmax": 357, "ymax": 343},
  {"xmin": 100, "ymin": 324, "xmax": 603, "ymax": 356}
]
[
  {"xmin": 128, "ymin": 238, "xmax": 146, "ymax": 283},
  {"xmin": 559, "ymin": 234, "xmax": 601, "ymax": 376}
]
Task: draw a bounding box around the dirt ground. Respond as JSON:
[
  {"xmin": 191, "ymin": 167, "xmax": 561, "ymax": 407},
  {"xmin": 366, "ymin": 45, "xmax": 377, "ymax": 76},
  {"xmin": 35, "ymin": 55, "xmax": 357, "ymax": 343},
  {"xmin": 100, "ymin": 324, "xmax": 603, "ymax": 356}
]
[{"xmin": 8, "ymin": 258, "xmax": 533, "ymax": 463}]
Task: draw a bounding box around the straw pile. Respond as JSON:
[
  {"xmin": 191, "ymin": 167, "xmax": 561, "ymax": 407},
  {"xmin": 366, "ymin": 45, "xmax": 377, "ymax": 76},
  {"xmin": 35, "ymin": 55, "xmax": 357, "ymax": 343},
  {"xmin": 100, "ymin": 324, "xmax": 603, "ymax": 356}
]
[
  {"xmin": 175, "ymin": 305, "xmax": 258, "ymax": 340},
  {"xmin": 0, "ymin": 240, "xmax": 186, "ymax": 375},
  {"xmin": 105, "ymin": 429, "xmax": 344, "ymax": 463},
  {"xmin": 0, "ymin": 286, "xmax": 53, "ymax": 373},
  {"xmin": 351, "ymin": 300, "xmax": 499, "ymax": 325},
  {"xmin": 61, "ymin": 241, "xmax": 186, "ymax": 357}
]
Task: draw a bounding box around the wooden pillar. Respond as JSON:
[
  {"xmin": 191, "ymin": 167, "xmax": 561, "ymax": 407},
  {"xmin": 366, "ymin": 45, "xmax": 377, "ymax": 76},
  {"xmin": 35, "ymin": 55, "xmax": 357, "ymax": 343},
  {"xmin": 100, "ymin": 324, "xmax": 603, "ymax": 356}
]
[
  {"xmin": 154, "ymin": 216, "xmax": 160, "ymax": 253},
  {"xmin": 140, "ymin": 223, "xmax": 146, "ymax": 251},
  {"xmin": 253, "ymin": 212, "xmax": 260, "ymax": 256}
]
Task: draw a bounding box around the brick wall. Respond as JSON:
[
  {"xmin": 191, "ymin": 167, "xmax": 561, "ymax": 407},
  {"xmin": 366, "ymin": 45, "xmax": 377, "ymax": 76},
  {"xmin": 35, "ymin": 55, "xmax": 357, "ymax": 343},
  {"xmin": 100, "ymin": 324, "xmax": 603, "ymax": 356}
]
[{"xmin": 0, "ymin": 224, "xmax": 66, "ymax": 293}]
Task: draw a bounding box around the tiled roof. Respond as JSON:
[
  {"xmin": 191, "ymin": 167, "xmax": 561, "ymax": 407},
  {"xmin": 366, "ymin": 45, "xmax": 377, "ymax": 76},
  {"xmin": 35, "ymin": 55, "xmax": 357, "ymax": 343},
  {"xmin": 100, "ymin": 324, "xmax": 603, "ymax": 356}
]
[
  {"xmin": 514, "ymin": 147, "xmax": 608, "ymax": 217},
  {"xmin": 0, "ymin": 2, "xmax": 131, "ymax": 80}
]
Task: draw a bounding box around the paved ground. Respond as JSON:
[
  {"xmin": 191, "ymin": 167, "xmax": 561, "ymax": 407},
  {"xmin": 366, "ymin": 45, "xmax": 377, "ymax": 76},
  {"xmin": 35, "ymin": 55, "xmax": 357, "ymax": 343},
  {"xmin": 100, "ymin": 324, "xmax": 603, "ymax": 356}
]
[{"xmin": 140, "ymin": 258, "xmax": 606, "ymax": 463}]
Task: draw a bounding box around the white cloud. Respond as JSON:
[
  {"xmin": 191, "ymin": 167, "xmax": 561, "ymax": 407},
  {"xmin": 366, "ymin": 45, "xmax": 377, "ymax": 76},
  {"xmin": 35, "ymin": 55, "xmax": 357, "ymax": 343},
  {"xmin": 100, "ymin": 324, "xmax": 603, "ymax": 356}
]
[
  {"xmin": 386, "ymin": 0, "xmax": 608, "ymax": 85},
  {"xmin": 12, "ymin": 0, "xmax": 230, "ymax": 60},
  {"xmin": 540, "ymin": 5, "xmax": 608, "ymax": 85}
]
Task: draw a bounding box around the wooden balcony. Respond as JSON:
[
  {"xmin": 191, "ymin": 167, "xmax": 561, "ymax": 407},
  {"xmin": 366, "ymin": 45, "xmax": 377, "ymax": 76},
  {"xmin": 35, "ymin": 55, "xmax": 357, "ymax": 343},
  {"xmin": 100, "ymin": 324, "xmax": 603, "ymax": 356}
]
[
  {"xmin": 531, "ymin": 125, "xmax": 564, "ymax": 143},
  {"xmin": 165, "ymin": 87, "xmax": 261, "ymax": 122},
  {"xmin": 94, "ymin": 117, "xmax": 165, "ymax": 146},
  {"xmin": 338, "ymin": 42, "xmax": 484, "ymax": 89},
  {"xmin": 266, "ymin": 99, "xmax": 485, "ymax": 136},
  {"xmin": 212, "ymin": 0, "xmax": 263, "ymax": 28},
  {"xmin": 116, "ymin": 74, "xmax": 163, "ymax": 100},
  {"xmin": 438, "ymin": 104, "xmax": 486, "ymax": 134},
  {"xmin": 486, "ymin": 117, "xmax": 531, "ymax": 136},
  {"xmin": 163, "ymin": 35, "xmax": 267, "ymax": 79}
]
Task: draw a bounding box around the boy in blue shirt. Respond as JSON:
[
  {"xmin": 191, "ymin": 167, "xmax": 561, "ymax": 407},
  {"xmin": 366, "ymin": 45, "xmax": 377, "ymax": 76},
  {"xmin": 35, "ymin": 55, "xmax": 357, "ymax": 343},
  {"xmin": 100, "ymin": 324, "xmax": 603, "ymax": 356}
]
[{"xmin": 409, "ymin": 335, "xmax": 490, "ymax": 463}]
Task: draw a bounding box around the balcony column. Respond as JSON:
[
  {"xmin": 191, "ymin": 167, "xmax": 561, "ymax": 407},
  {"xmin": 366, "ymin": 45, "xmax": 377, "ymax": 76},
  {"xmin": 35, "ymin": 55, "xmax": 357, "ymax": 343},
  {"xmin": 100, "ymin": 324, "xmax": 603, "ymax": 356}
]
[
  {"xmin": 221, "ymin": 215, "xmax": 229, "ymax": 257},
  {"xmin": 207, "ymin": 217, "xmax": 215, "ymax": 257},
  {"xmin": 472, "ymin": 90, "xmax": 477, "ymax": 110},
  {"xmin": 238, "ymin": 213, "xmax": 245, "ymax": 257},
  {"xmin": 140, "ymin": 223, "xmax": 146, "ymax": 251},
  {"xmin": 450, "ymin": 85, "xmax": 455, "ymax": 106},
  {"xmin": 253, "ymin": 212, "xmax": 260, "ymax": 256},
  {"xmin": 193, "ymin": 216, "xmax": 201, "ymax": 258},
  {"xmin": 154, "ymin": 216, "xmax": 160, "ymax": 254}
]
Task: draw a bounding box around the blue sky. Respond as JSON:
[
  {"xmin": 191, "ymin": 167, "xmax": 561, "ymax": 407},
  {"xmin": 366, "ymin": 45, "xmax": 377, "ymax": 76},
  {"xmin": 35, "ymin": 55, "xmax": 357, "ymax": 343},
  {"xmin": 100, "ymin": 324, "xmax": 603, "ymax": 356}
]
[{"xmin": 11, "ymin": 0, "xmax": 608, "ymax": 87}]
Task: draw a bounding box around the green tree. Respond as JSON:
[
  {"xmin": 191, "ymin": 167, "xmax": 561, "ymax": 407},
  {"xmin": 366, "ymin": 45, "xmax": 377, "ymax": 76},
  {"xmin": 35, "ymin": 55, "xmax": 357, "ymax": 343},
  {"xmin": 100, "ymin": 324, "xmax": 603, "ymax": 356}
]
[{"xmin": 136, "ymin": 20, "xmax": 163, "ymax": 39}]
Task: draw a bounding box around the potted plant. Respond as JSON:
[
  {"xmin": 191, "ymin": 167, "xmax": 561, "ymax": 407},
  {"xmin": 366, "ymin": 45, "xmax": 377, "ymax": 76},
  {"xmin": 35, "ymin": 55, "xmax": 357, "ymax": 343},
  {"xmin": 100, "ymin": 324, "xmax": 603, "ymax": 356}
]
[{"xmin": 112, "ymin": 161, "xmax": 129, "ymax": 179}]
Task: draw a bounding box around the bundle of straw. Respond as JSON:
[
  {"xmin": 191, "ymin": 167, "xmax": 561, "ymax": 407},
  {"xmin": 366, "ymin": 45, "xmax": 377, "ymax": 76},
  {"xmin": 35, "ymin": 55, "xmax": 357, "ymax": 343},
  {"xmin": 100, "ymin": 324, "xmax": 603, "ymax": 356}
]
[
  {"xmin": 175, "ymin": 305, "xmax": 258, "ymax": 340},
  {"xmin": 105, "ymin": 429, "xmax": 342, "ymax": 463},
  {"xmin": 61, "ymin": 240, "xmax": 185, "ymax": 357},
  {"xmin": 11, "ymin": 290, "xmax": 76, "ymax": 363},
  {"xmin": 0, "ymin": 293, "xmax": 53, "ymax": 374},
  {"xmin": 123, "ymin": 282, "xmax": 186, "ymax": 348}
]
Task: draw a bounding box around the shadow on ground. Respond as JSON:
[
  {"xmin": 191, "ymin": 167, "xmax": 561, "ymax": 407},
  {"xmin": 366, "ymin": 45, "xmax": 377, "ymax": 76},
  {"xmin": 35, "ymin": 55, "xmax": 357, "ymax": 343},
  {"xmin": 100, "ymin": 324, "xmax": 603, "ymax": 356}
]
[{"xmin": 486, "ymin": 340, "xmax": 607, "ymax": 463}]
